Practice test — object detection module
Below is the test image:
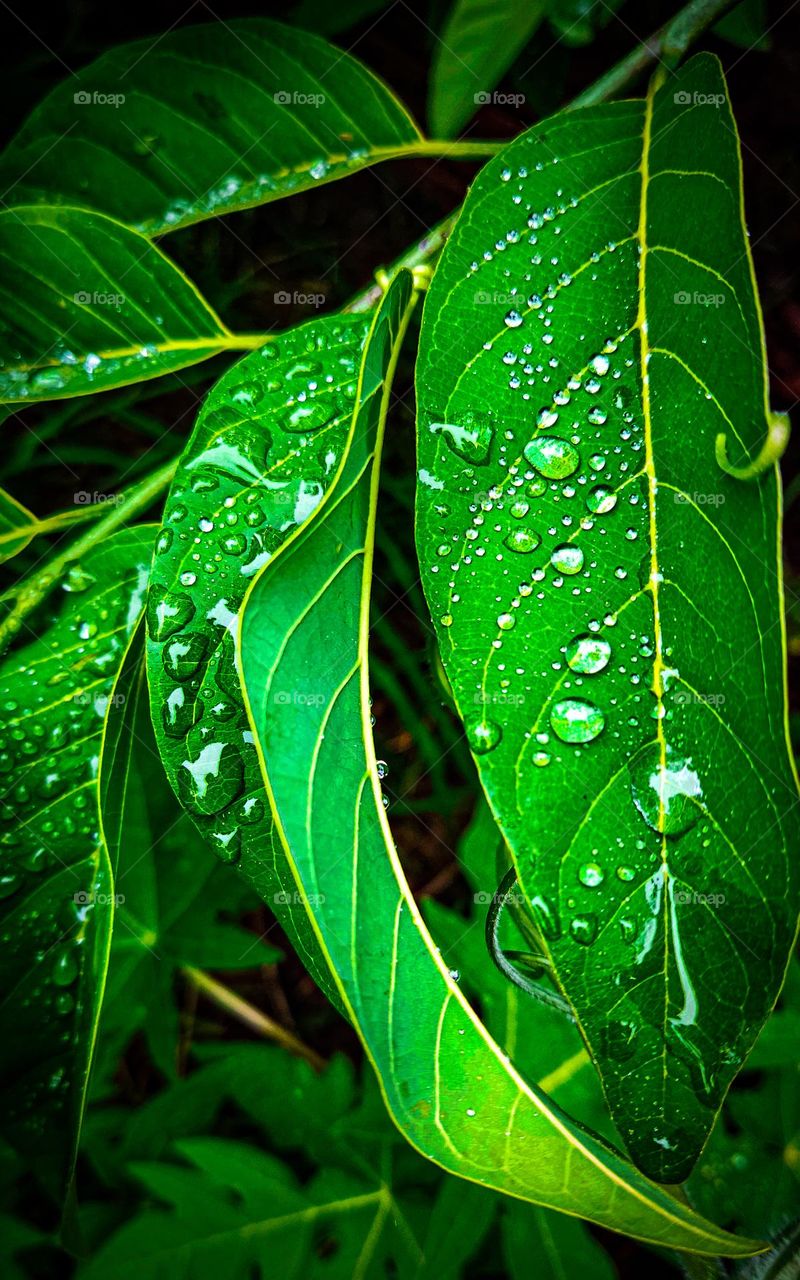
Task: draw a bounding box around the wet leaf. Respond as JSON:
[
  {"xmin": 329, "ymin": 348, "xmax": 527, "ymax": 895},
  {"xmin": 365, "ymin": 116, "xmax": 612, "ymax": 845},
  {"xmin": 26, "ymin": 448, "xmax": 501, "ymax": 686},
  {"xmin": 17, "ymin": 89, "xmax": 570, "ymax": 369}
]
[
  {"xmin": 0, "ymin": 20, "xmax": 422, "ymax": 235},
  {"xmin": 415, "ymin": 54, "xmax": 800, "ymax": 1183},
  {"xmin": 239, "ymin": 272, "xmax": 757, "ymax": 1255},
  {"xmin": 0, "ymin": 527, "xmax": 153, "ymax": 1190},
  {"xmin": 0, "ymin": 207, "xmax": 241, "ymax": 403}
]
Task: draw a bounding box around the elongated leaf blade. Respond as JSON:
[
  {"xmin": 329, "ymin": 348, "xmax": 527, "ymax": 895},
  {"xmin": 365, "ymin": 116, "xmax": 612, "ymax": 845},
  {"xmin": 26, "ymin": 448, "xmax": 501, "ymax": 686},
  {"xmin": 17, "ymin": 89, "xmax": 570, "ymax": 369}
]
[
  {"xmin": 0, "ymin": 20, "xmax": 421, "ymax": 236},
  {"xmin": 239, "ymin": 273, "xmax": 757, "ymax": 1255},
  {"xmin": 0, "ymin": 207, "xmax": 235, "ymax": 403},
  {"xmin": 0, "ymin": 527, "xmax": 153, "ymax": 1189},
  {"xmin": 429, "ymin": 0, "xmax": 547, "ymax": 138},
  {"xmin": 415, "ymin": 54, "xmax": 800, "ymax": 1182},
  {"xmin": 146, "ymin": 289, "xmax": 417, "ymax": 1006}
]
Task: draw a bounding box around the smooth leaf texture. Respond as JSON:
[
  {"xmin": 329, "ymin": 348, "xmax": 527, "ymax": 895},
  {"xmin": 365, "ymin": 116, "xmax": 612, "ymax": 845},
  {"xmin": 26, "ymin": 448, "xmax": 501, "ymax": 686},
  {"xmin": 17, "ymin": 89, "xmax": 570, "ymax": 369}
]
[
  {"xmin": 239, "ymin": 275, "xmax": 755, "ymax": 1254},
  {"xmin": 429, "ymin": 0, "xmax": 547, "ymax": 138},
  {"xmin": 146, "ymin": 285, "xmax": 416, "ymax": 1007},
  {"xmin": 0, "ymin": 527, "xmax": 152, "ymax": 1186},
  {"xmin": 0, "ymin": 207, "xmax": 241, "ymax": 403},
  {"xmin": 0, "ymin": 20, "xmax": 422, "ymax": 236},
  {"xmin": 415, "ymin": 53, "xmax": 800, "ymax": 1183}
]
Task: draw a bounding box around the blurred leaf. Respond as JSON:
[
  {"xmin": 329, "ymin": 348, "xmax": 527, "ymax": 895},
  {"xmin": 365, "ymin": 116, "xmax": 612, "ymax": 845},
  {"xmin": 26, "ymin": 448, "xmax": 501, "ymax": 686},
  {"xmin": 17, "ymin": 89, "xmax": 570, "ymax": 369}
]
[
  {"xmin": 0, "ymin": 487, "xmax": 36, "ymax": 564},
  {"xmin": 0, "ymin": 207, "xmax": 245, "ymax": 404},
  {"xmin": 429, "ymin": 0, "xmax": 547, "ymax": 137},
  {"xmin": 715, "ymin": 0, "xmax": 770, "ymax": 51},
  {"xmin": 547, "ymin": 0, "xmax": 624, "ymax": 46},
  {"xmin": 503, "ymin": 1198, "xmax": 617, "ymax": 1278},
  {"xmin": 1, "ymin": 20, "xmax": 422, "ymax": 236}
]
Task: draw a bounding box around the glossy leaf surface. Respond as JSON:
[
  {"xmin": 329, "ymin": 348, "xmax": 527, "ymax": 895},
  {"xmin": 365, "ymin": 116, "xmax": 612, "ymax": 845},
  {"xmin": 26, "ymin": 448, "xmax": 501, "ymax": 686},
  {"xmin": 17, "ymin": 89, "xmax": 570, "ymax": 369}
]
[
  {"xmin": 239, "ymin": 272, "xmax": 755, "ymax": 1254},
  {"xmin": 146, "ymin": 287, "xmax": 414, "ymax": 1006},
  {"xmin": 0, "ymin": 487, "xmax": 37, "ymax": 564},
  {"xmin": 0, "ymin": 20, "xmax": 421, "ymax": 235},
  {"xmin": 415, "ymin": 54, "xmax": 800, "ymax": 1182},
  {"xmin": 0, "ymin": 207, "xmax": 236, "ymax": 403},
  {"xmin": 0, "ymin": 527, "xmax": 152, "ymax": 1186}
]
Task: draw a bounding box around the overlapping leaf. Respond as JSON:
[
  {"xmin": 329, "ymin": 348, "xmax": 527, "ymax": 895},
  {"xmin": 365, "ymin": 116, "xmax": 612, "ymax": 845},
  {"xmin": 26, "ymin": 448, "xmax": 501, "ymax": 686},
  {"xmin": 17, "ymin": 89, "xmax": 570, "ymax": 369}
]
[
  {"xmin": 0, "ymin": 20, "xmax": 422, "ymax": 235},
  {"xmin": 415, "ymin": 53, "xmax": 800, "ymax": 1182},
  {"xmin": 0, "ymin": 526, "xmax": 153, "ymax": 1187},
  {"xmin": 146, "ymin": 282, "xmax": 415, "ymax": 1006},
  {"xmin": 238, "ymin": 272, "xmax": 756, "ymax": 1254},
  {"xmin": 0, "ymin": 207, "xmax": 244, "ymax": 403}
]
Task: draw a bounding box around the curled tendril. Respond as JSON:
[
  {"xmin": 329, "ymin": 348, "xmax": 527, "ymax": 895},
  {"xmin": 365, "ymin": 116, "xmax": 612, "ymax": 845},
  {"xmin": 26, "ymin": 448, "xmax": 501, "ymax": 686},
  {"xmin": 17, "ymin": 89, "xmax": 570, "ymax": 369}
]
[
  {"xmin": 715, "ymin": 411, "xmax": 790, "ymax": 481},
  {"xmin": 485, "ymin": 867, "xmax": 575, "ymax": 1020}
]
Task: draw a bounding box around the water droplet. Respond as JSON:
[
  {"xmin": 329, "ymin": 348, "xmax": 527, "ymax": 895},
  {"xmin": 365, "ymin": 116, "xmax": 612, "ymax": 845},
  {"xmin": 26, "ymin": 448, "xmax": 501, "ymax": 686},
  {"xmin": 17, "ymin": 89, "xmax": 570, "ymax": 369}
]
[
  {"xmin": 503, "ymin": 528, "xmax": 541, "ymax": 554},
  {"xmin": 586, "ymin": 485, "xmax": 617, "ymax": 514},
  {"xmin": 497, "ymin": 612, "xmax": 516, "ymax": 631},
  {"xmin": 569, "ymin": 913, "xmax": 598, "ymax": 945},
  {"xmin": 565, "ymin": 634, "xmax": 611, "ymax": 674},
  {"xmin": 629, "ymin": 745, "xmax": 701, "ymax": 835},
  {"xmin": 430, "ymin": 416, "xmax": 494, "ymax": 464},
  {"xmin": 578, "ymin": 862, "xmax": 604, "ymax": 888},
  {"xmin": 550, "ymin": 698, "xmax": 605, "ymax": 744},
  {"xmin": 465, "ymin": 717, "xmax": 502, "ymax": 754},
  {"xmin": 523, "ymin": 436, "xmax": 580, "ymax": 479},
  {"xmin": 550, "ymin": 544, "xmax": 584, "ymax": 575}
]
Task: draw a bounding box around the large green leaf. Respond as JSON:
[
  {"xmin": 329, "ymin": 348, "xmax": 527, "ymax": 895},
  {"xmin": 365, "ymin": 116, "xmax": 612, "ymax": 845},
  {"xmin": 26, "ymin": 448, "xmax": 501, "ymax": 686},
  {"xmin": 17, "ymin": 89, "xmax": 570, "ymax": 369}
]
[
  {"xmin": 415, "ymin": 53, "xmax": 800, "ymax": 1183},
  {"xmin": 239, "ymin": 275, "xmax": 756, "ymax": 1254},
  {"xmin": 0, "ymin": 20, "xmax": 422, "ymax": 236},
  {"xmin": 0, "ymin": 207, "xmax": 248, "ymax": 403},
  {"xmin": 0, "ymin": 526, "xmax": 153, "ymax": 1188},
  {"xmin": 429, "ymin": 0, "xmax": 547, "ymax": 138},
  {"xmin": 146, "ymin": 280, "xmax": 417, "ymax": 1007}
]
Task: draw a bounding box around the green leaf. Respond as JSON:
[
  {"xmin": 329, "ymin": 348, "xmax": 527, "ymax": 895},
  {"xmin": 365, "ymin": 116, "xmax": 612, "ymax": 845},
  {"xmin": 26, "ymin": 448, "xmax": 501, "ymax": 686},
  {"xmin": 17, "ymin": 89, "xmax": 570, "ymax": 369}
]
[
  {"xmin": 415, "ymin": 53, "xmax": 800, "ymax": 1184},
  {"xmin": 239, "ymin": 273, "xmax": 757, "ymax": 1254},
  {"xmin": 429, "ymin": 0, "xmax": 547, "ymax": 138},
  {"xmin": 0, "ymin": 487, "xmax": 37, "ymax": 564},
  {"xmin": 0, "ymin": 527, "xmax": 153, "ymax": 1189},
  {"xmin": 502, "ymin": 1199, "xmax": 617, "ymax": 1279},
  {"xmin": 0, "ymin": 207, "xmax": 246, "ymax": 404},
  {"xmin": 146, "ymin": 286, "xmax": 419, "ymax": 1007},
  {"xmin": 0, "ymin": 20, "xmax": 422, "ymax": 236}
]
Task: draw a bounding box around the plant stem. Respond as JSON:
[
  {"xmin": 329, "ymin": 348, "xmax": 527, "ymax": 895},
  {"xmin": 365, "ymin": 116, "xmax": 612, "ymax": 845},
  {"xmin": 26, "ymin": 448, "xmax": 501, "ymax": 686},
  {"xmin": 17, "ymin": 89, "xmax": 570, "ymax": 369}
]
[
  {"xmin": 569, "ymin": 0, "xmax": 739, "ymax": 109},
  {"xmin": 182, "ymin": 965, "xmax": 326, "ymax": 1071},
  {"xmin": 345, "ymin": 0, "xmax": 738, "ymax": 306}
]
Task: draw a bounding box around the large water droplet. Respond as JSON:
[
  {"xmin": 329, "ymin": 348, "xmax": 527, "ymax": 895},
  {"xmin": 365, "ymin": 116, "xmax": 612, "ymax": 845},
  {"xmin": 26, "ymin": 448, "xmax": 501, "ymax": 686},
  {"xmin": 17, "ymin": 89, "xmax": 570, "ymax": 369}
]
[
  {"xmin": 550, "ymin": 544, "xmax": 584, "ymax": 575},
  {"xmin": 465, "ymin": 717, "xmax": 502, "ymax": 754},
  {"xmin": 430, "ymin": 415, "xmax": 493, "ymax": 464},
  {"xmin": 629, "ymin": 745, "xmax": 701, "ymax": 835},
  {"xmin": 550, "ymin": 698, "xmax": 605, "ymax": 744},
  {"xmin": 523, "ymin": 436, "xmax": 579, "ymax": 479},
  {"xmin": 565, "ymin": 634, "xmax": 611, "ymax": 674},
  {"xmin": 503, "ymin": 528, "xmax": 541, "ymax": 554}
]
